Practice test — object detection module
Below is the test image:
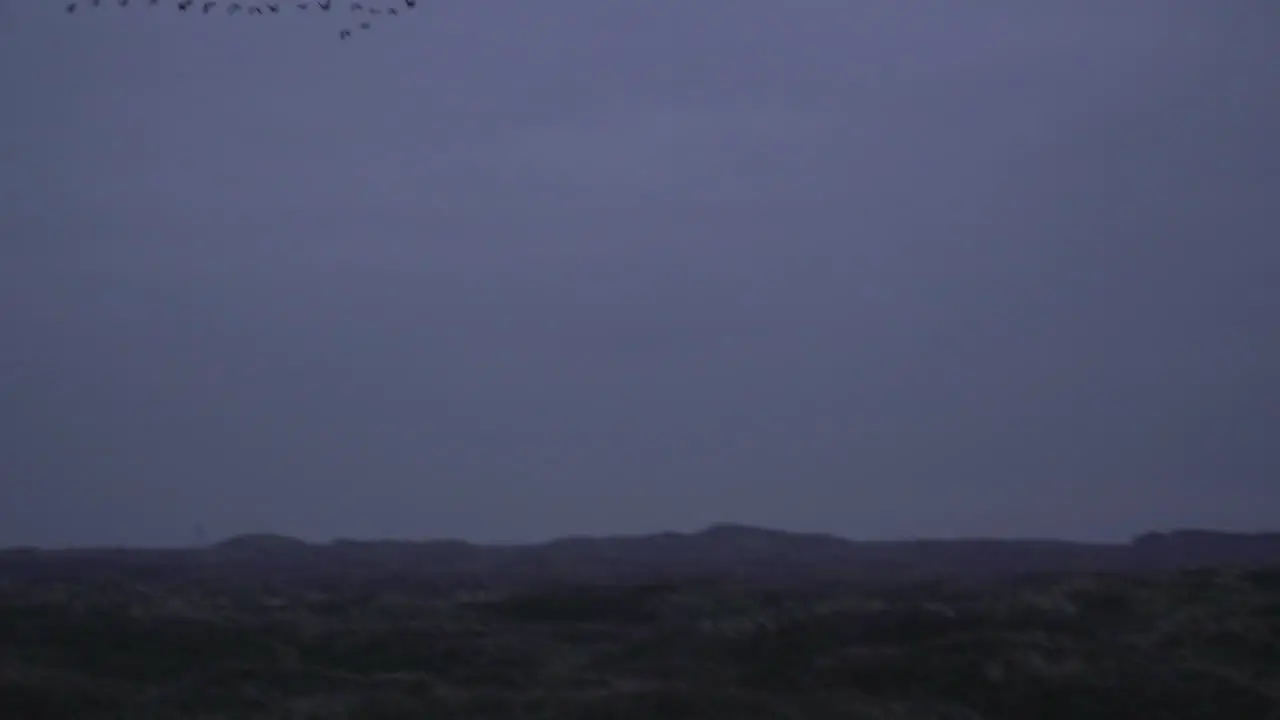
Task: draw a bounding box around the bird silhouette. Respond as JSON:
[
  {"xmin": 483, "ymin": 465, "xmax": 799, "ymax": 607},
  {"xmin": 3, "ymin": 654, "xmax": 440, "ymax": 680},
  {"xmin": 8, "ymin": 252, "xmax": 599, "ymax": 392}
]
[
  {"xmin": 405, "ymin": 0, "xmax": 415, "ymax": 8},
  {"xmin": 63, "ymin": 0, "xmax": 388, "ymax": 43}
]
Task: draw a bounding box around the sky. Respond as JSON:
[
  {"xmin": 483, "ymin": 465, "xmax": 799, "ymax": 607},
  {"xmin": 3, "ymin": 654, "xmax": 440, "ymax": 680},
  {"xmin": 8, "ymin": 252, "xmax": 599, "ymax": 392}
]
[{"xmin": 1, "ymin": 1, "xmax": 1278, "ymax": 548}]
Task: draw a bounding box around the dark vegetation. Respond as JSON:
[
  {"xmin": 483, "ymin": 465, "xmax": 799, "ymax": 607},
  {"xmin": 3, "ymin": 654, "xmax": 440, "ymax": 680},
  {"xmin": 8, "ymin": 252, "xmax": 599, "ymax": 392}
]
[{"xmin": 2, "ymin": 526, "xmax": 1280, "ymax": 719}]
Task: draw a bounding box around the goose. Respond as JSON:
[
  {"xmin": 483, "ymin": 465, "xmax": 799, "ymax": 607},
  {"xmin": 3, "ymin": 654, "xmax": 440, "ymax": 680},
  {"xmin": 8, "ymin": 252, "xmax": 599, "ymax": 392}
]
[{"xmin": 339, "ymin": 28, "xmax": 351, "ymax": 38}]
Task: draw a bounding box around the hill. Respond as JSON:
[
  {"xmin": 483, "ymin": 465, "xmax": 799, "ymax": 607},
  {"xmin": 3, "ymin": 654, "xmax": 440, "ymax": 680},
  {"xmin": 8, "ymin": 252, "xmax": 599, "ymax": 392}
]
[{"xmin": 4, "ymin": 525, "xmax": 1280, "ymax": 590}]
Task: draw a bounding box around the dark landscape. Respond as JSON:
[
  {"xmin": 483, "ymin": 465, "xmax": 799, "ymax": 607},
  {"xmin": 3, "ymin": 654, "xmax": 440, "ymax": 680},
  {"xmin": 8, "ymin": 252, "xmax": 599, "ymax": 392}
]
[
  {"xmin": 8, "ymin": 1, "xmax": 1280, "ymax": 718},
  {"xmin": 3, "ymin": 526, "xmax": 1280, "ymax": 719}
]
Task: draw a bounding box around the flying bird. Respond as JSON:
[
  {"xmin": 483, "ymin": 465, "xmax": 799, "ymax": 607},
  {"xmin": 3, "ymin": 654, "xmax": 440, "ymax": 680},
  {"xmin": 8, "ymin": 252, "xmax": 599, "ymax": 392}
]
[
  {"xmin": 266, "ymin": 2, "xmax": 279, "ymax": 11},
  {"xmin": 66, "ymin": 3, "xmax": 76, "ymax": 12},
  {"xmin": 339, "ymin": 28, "xmax": 351, "ymax": 39},
  {"xmin": 249, "ymin": 5, "xmax": 263, "ymax": 13},
  {"xmin": 202, "ymin": 1, "xmax": 216, "ymax": 13},
  {"xmin": 386, "ymin": 7, "xmax": 395, "ymax": 14},
  {"xmin": 405, "ymin": 0, "xmax": 415, "ymax": 8},
  {"xmin": 317, "ymin": 0, "xmax": 330, "ymax": 9},
  {"xmin": 359, "ymin": 20, "xmax": 370, "ymax": 29}
]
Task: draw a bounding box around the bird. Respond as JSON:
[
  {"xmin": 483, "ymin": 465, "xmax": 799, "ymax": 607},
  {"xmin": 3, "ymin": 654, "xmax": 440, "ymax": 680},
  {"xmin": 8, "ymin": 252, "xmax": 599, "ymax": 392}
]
[
  {"xmin": 350, "ymin": 2, "xmax": 362, "ymax": 11},
  {"xmin": 66, "ymin": 2, "xmax": 77, "ymax": 11},
  {"xmin": 249, "ymin": 5, "xmax": 263, "ymax": 13},
  {"xmin": 359, "ymin": 20, "xmax": 369, "ymax": 29},
  {"xmin": 368, "ymin": 7, "xmax": 380, "ymax": 15},
  {"xmin": 202, "ymin": 1, "xmax": 216, "ymax": 13},
  {"xmin": 266, "ymin": 2, "xmax": 279, "ymax": 11},
  {"xmin": 317, "ymin": 0, "xmax": 330, "ymax": 10},
  {"xmin": 178, "ymin": 0, "xmax": 191, "ymax": 10},
  {"xmin": 405, "ymin": 0, "xmax": 414, "ymax": 8},
  {"xmin": 386, "ymin": 7, "xmax": 395, "ymax": 14},
  {"xmin": 227, "ymin": 1, "xmax": 240, "ymax": 11},
  {"xmin": 339, "ymin": 28, "xmax": 351, "ymax": 39}
]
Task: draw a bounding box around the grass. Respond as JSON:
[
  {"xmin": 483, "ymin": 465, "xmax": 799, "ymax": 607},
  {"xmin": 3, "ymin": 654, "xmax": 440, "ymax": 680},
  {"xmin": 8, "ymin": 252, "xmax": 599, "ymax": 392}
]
[{"xmin": 1, "ymin": 568, "xmax": 1279, "ymax": 718}]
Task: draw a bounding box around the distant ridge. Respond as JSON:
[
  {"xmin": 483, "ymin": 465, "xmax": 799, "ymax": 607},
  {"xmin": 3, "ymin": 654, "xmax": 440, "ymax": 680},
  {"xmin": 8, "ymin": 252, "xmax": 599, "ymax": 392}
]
[
  {"xmin": 3, "ymin": 525, "xmax": 1279, "ymax": 589},
  {"xmin": 215, "ymin": 533, "xmax": 312, "ymax": 552}
]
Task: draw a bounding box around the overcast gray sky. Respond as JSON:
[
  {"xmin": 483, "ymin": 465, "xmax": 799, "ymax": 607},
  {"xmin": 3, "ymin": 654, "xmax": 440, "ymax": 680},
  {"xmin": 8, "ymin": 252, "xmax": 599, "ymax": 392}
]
[{"xmin": 2, "ymin": 1, "xmax": 1277, "ymax": 548}]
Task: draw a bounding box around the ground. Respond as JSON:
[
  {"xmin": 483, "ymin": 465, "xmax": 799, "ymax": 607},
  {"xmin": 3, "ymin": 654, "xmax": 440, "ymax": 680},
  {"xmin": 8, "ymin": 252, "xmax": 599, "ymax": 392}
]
[{"xmin": 2, "ymin": 564, "xmax": 1279, "ymax": 719}]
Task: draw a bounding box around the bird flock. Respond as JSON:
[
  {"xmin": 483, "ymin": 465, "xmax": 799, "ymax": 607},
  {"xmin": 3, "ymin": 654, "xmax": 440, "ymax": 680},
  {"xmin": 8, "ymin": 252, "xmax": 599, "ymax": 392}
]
[{"xmin": 64, "ymin": 0, "xmax": 420, "ymax": 39}]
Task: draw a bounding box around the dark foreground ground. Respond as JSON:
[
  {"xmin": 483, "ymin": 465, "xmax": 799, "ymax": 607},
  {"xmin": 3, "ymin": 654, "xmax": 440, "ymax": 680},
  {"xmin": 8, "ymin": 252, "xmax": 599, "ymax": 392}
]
[{"xmin": 2, "ymin": 565, "xmax": 1279, "ymax": 719}]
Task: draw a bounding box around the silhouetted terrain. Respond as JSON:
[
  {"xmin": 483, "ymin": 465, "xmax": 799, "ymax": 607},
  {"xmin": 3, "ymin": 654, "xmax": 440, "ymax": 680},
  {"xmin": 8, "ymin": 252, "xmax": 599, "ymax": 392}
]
[
  {"xmin": 4, "ymin": 525, "xmax": 1280, "ymax": 590},
  {"xmin": 2, "ymin": 526, "xmax": 1280, "ymax": 719}
]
